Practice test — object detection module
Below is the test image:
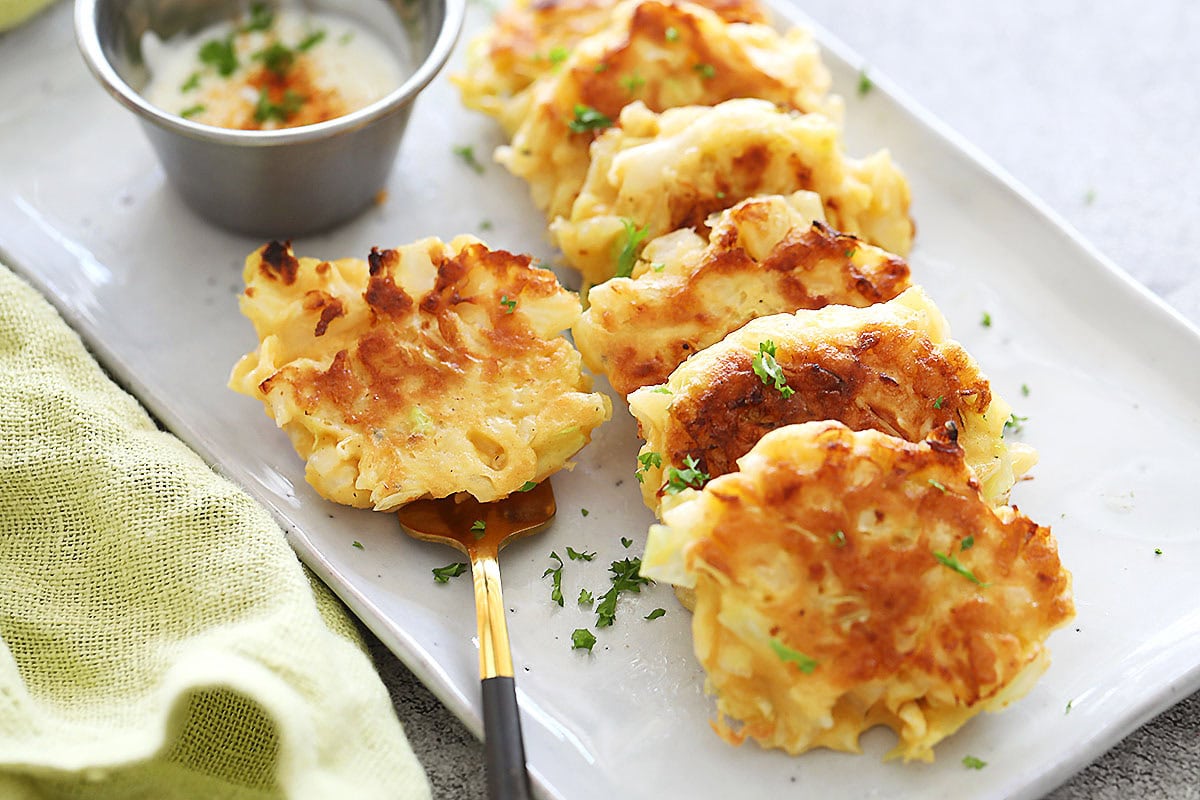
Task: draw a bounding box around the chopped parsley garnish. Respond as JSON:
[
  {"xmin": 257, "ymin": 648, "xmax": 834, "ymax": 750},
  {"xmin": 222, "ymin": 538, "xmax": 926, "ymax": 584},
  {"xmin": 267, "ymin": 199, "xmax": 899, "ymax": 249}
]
[
  {"xmin": 547, "ymin": 46, "xmax": 569, "ymax": 66},
  {"xmin": 857, "ymin": 68, "xmax": 872, "ymax": 97},
  {"xmin": 580, "ymin": 508, "xmax": 589, "ymax": 518},
  {"xmin": 470, "ymin": 519, "xmax": 486, "ymax": 539},
  {"xmin": 635, "ymin": 451, "xmax": 663, "ymax": 483},
  {"xmin": 298, "ymin": 29, "xmax": 327, "ymax": 52},
  {"xmin": 566, "ymin": 546, "xmax": 596, "ymax": 562},
  {"xmin": 479, "ymin": 219, "xmax": 494, "ymax": 231},
  {"xmin": 652, "ymin": 262, "xmax": 666, "ymax": 272},
  {"xmin": 1155, "ymin": 547, "xmax": 1163, "ymax": 555},
  {"xmin": 961, "ymin": 535, "xmax": 975, "ymax": 551},
  {"xmin": 352, "ymin": 540, "xmax": 364, "ymax": 550},
  {"xmin": 645, "ymin": 608, "xmax": 666, "ymax": 620},
  {"xmin": 933, "ymin": 550, "xmax": 987, "ymax": 586},
  {"xmin": 240, "ymin": 2, "xmax": 274, "ymax": 33},
  {"xmin": 751, "ymin": 340, "xmax": 794, "ymax": 399},
  {"xmin": 571, "ymin": 628, "xmax": 597, "ymax": 652},
  {"xmin": 980, "ymin": 311, "xmax": 993, "ymax": 328},
  {"xmin": 715, "ymin": 190, "xmax": 726, "ymax": 199},
  {"xmin": 693, "ymin": 62, "xmax": 716, "ymax": 80},
  {"xmin": 620, "ymin": 71, "xmax": 646, "ymax": 94},
  {"xmin": 339, "ymin": 30, "xmax": 354, "ymax": 45},
  {"xmin": 933, "ymin": 395, "xmax": 945, "ymax": 409},
  {"xmin": 452, "ymin": 144, "xmax": 486, "ymax": 174},
  {"xmin": 500, "ymin": 295, "xmax": 517, "ymax": 314},
  {"xmin": 1021, "ymin": 383, "xmax": 1031, "ymax": 397},
  {"xmin": 650, "ymin": 386, "xmax": 672, "ymax": 394},
  {"xmin": 928, "ymin": 478, "xmax": 947, "ymax": 493},
  {"xmin": 829, "ymin": 530, "xmax": 846, "ymax": 547},
  {"xmin": 254, "ymin": 42, "xmax": 295, "ymax": 77},
  {"xmin": 1065, "ymin": 699, "xmax": 1074, "ymax": 714},
  {"xmin": 181, "ymin": 72, "xmax": 201, "ymax": 92},
  {"xmin": 432, "ymin": 561, "xmax": 468, "ymax": 583},
  {"xmin": 1003, "ymin": 412, "xmax": 1028, "ymax": 435},
  {"xmin": 517, "ymin": 481, "xmax": 538, "ymax": 492},
  {"xmin": 1084, "ymin": 188, "xmax": 1097, "ymax": 205},
  {"xmin": 199, "ymin": 37, "xmax": 238, "ymax": 77},
  {"xmin": 664, "ymin": 455, "xmax": 709, "ymax": 494},
  {"xmin": 180, "ymin": 104, "xmax": 207, "ymax": 119},
  {"xmin": 593, "ymin": 62, "xmax": 609, "ymax": 74},
  {"xmin": 595, "ymin": 557, "xmax": 652, "ymax": 627},
  {"xmin": 769, "ymin": 638, "xmax": 818, "ymax": 673},
  {"xmin": 542, "ymin": 551, "xmax": 565, "ymax": 606},
  {"xmin": 254, "ymin": 89, "xmax": 304, "ymax": 123},
  {"xmin": 962, "ymin": 755, "xmax": 987, "ymax": 770},
  {"xmin": 614, "ymin": 218, "xmax": 650, "ymax": 278},
  {"xmin": 578, "ymin": 588, "xmax": 594, "ymax": 606},
  {"xmin": 620, "ymin": 537, "xmax": 633, "ymax": 549},
  {"xmin": 844, "ymin": 246, "xmax": 857, "ymax": 258},
  {"xmin": 567, "ymin": 104, "xmax": 612, "ymax": 133},
  {"xmin": 665, "ymin": 26, "xmax": 679, "ymax": 42}
]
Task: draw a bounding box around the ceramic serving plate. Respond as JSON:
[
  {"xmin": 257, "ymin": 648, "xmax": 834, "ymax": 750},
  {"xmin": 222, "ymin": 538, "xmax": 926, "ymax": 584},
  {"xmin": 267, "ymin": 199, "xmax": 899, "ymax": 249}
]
[{"xmin": 2, "ymin": 3, "xmax": 1199, "ymax": 799}]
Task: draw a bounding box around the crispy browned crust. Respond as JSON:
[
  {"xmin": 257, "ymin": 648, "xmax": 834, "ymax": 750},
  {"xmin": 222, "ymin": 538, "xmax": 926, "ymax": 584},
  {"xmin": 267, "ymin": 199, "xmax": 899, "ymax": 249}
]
[
  {"xmin": 663, "ymin": 323, "xmax": 988, "ymax": 480},
  {"xmin": 574, "ymin": 2, "xmax": 801, "ymax": 122},
  {"xmin": 681, "ymin": 422, "xmax": 1073, "ymax": 758},
  {"xmin": 499, "ymin": 1, "xmax": 836, "ymax": 219},
  {"xmin": 232, "ymin": 238, "xmax": 611, "ymax": 509},
  {"xmin": 476, "ymin": 0, "xmax": 769, "ymax": 99},
  {"xmin": 579, "ymin": 207, "xmax": 911, "ymax": 397},
  {"xmin": 258, "ymin": 243, "xmax": 566, "ymax": 428}
]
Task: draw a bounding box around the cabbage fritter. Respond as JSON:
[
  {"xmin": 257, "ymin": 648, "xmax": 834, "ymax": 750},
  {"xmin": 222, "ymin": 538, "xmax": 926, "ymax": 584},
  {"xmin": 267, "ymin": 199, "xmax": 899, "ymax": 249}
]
[
  {"xmin": 229, "ymin": 238, "xmax": 612, "ymax": 510},
  {"xmin": 454, "ymin": 0, "xmax": 770, "ymax": 135},
  {"xmin": 641, "ymin": 421, "xmax": 1073, "ymax": 761},
  {"xmin": 552, "ymin": 98, "xmax": 914, "ymax": 286},
  {"xmin": 629, "ymin": 287, "xmax": 1034, "ymax": 512},
  {"xmin": 573, "ymin": 192, "xmax": 912, "ymax": 397},
  {"xmin": 497, "ymin": 0, "xmax": 839, "ymax": 221}
]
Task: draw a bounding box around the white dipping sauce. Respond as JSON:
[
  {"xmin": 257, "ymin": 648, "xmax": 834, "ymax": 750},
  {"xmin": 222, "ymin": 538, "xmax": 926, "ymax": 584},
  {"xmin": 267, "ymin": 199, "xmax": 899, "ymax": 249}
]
[{"xmin": 142, "ymin": 6, "xmax": 405, "ymax": 130}]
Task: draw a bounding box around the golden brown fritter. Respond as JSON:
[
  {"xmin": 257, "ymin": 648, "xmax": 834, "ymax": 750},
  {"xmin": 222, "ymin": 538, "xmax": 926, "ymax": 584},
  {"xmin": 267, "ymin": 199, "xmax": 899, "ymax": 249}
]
[
  {"xmin": 229, "ymin": 238, "xmax": 611, "ymax": 510},
  {"xmin": 629, "ymin": 287, "xmax": 1035, "ymax": 512},
  {"xmin": 497, "ymin": 0, "xmax": 839, "ymax": 221},
  {"xmin": 573, "ymin": 192, "xmax": 912, "ymax": 397},
  {"xmin": 552, "ymin": 98, "xmax": 914, "ymax": 286},
  {"xmin": 641, "ymin": 421, "xmax": 1073, "ymax": 761},
  {"xmin": 454, "ymin": 0, "xmax": 770, "ymax": 134}
]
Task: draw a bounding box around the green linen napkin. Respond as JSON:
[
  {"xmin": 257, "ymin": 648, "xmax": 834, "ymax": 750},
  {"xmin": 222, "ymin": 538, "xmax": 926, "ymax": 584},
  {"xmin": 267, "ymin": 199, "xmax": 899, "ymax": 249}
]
[
  {"xmin": 0, "ymin": 0, "xmax": 56, "ymax": 32},
  {"xmin": 0, "ymin": 262, "xmax": 432, "ymax": 799}
]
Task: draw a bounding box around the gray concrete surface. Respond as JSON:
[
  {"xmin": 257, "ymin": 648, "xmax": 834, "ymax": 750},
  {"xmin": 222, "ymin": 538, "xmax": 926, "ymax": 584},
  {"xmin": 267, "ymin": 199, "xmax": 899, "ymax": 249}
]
[{"xmin": 374, "ymin": 1, "xmax": 1200, "ymax": 797}]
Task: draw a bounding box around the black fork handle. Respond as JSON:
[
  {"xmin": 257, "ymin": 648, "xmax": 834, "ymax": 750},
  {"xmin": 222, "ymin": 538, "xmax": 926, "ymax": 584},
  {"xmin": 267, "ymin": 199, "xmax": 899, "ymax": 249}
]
[{"xmin": 482, "ymin": 676, "xmax": 533, "ymax": 800}]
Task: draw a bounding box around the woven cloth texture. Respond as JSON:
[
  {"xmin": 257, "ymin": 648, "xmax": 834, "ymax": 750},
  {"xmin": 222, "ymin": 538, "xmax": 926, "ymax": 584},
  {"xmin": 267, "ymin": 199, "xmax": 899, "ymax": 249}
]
[
  {"xmin": 0, "ymin": 0, "xmax": 56, "ymax": 32},
  {"xmin": 0, "ymin": 262, "xmax": 431, "ymax": 800}
]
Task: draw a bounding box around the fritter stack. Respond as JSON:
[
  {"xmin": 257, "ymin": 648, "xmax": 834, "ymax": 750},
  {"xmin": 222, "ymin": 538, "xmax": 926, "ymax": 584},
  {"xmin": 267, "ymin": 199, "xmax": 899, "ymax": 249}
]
[{"xmin": 455, "ymin": 0, "xmax": 1073, "ymax": 762}]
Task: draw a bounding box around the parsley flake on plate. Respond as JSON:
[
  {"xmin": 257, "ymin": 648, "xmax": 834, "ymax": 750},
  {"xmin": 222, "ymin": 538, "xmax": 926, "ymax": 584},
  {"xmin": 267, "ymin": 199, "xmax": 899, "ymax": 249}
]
[
  {"xmin": 432, "ymin": 561, "xmax": 468, "ymax": 583},
  {"xmin": 452, "ymin": 144, "xmax": 486, "ymax": 175},
  {"xmin": 571, "ymin": 628, "xmax": 597, "ymax": 652},
  {"xmin": 595, "ymin": 557, "xmax": 652, "ymax": 628},
  {"xmin": 542, "ymin": 551, "xmax": 565, "ymax": 606}
]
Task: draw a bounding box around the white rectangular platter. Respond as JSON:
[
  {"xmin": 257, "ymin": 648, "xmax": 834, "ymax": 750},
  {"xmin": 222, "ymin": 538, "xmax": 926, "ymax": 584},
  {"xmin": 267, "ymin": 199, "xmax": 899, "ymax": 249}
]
[{"xmin": 2, "ymin": 2, "xmax": 1199, "ymax": 799}]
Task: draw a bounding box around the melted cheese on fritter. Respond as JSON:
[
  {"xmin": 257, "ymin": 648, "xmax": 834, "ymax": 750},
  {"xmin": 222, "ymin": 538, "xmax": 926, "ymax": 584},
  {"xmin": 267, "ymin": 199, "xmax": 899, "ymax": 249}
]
[
  {"xmin": 641, "ymin": 421, "xmax": 1073, "ymax": 761},
  {"xmin": 629, "ymin": 287, "xmax": 1035, "ymax": 513},
  {"xmin": 573, "ymin": 192, "xmax": 912, "ymax": 397},
  {"xmin": 552, "ymin": 98, "xmax": 914, "ymax": 286},
  {"xmin": 454, "ymin": 0, "xmax": 770, "ymax": 135},
  {"xmin": 497, "ymin": 0, "xmax": 840, "ymax": 222},
  {"xmin": 229, "ymin": 238, "xmax": 612, "ymax": 510}
]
